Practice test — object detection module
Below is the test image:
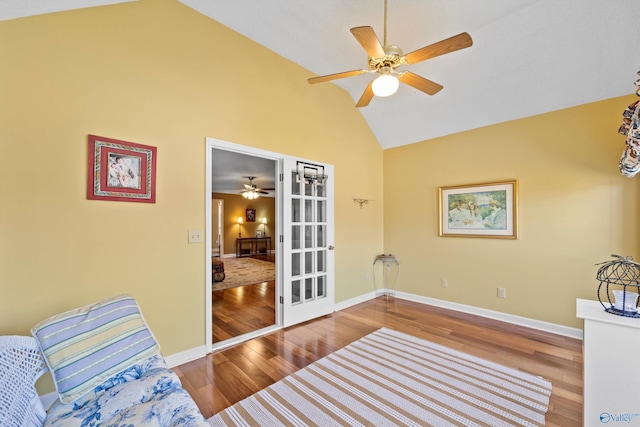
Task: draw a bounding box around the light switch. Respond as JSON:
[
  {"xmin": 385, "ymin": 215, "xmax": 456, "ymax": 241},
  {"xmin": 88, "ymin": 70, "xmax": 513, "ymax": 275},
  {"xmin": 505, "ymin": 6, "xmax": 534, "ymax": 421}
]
[{"xmin": 188, "ymin": 229, "xmax": 203, "ymax": 243}]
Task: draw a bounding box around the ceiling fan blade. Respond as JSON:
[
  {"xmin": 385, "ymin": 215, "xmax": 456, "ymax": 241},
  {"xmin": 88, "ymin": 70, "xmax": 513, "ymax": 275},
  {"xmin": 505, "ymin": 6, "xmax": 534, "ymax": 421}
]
[
  {"xmin": 399, "ymin": 72, "xmax": 443, "ymax": 95},
  {"xmin": 404, "ymin": 32, "xmax": 473, "ymax": 64},
  {"xmin": 308, "ymin": 69, "xmax": 366, "ymax": 84},
  {"xmin": 356, "ymin": 81, "xmax": 375, "ymax": 108},
  {"xmin": 350, "ymin": 26, "xmax": 385, "ymax": 58}
]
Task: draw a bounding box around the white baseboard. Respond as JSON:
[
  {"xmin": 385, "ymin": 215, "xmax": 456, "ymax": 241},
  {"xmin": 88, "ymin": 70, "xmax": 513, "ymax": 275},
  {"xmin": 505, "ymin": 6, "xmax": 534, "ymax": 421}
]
[
  {"xmin": 164, "ymin": 345, "xmax": 207, "ymax": 368},
  {"xmin": 334, "ymin": 289, "xmax": 583, "ymax": 340},
  {"xmin": 334, "ymin": 290, "xmax": 377, "ymax": 312}
]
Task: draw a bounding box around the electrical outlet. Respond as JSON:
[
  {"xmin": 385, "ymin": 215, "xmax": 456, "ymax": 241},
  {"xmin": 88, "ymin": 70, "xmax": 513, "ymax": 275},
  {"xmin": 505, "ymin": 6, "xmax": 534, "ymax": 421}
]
[
  {"xmin": 497, "ymin": 287, "xmax": 507, "ymax": 298},
  {"xmin": 441, "ymin": 279, "xmax": 448, "ymax": 288},
  {"xmin": 188, "ymin": 229, "xmax": 203, "ymax": 243}
]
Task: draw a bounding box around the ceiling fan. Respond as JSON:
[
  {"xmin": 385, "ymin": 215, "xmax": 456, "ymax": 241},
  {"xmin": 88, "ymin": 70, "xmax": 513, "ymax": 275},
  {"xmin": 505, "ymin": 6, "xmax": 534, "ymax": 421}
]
[
  {"xmin": 241, "ymin": 176, "xmax": 273, "ymax": 199},
  {"xmin": 307, "ymin": 0, "xmax": 473, "ymax": 107}
]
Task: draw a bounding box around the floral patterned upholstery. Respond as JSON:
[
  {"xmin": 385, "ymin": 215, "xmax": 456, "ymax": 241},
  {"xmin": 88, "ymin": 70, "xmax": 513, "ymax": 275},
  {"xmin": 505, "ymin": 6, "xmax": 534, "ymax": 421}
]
[{"xmin": 45, "ymin": 354, "xmax": 209, "ymax": 427}]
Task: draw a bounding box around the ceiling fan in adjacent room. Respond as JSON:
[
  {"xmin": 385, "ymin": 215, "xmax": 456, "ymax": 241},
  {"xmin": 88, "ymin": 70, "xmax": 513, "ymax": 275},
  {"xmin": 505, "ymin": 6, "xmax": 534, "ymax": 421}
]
[
  {"xmin": 240, "ymin": 176, "xmax": 273, "ymax": 199},
  {"xmin": 307, "ymin": 0, "xmax": 473, "ymax": 107}
]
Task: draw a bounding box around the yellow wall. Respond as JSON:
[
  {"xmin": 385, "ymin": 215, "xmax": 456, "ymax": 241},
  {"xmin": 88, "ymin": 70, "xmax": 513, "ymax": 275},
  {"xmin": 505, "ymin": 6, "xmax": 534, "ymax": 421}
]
[
  {"xmin": 0, "ymin": 0, "xmax": 384, "ymax": 358},
  {"xmin": 384, "ymin": 95, "xmax": 640, "ymax": 328},
  {"xmin": 212, "ymin": 193, "xmax": 276, "ymax": 256}
]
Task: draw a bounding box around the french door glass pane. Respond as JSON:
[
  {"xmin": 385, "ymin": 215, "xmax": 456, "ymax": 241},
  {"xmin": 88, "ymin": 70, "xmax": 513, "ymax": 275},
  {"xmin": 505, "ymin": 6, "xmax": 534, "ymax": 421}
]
[
  {"xmin": 317, "ymin": 275, "xmax": 326, "ymax": 298},
  {"xmin": 304, "ymin": 225, "xmax": 313, "ymax": 248},
  {"xmin": 316, "ymin": 183, "xmax": 326, "ymax": 197},
  {"xmin": 305, "ymin": 200, "xmax": 313, "ymax": 222},
  {"xmin": 292, "ymin": 225, "xmax": 301, "ymax": 250},
  {"xmin": 305, "ymin": 181, "xmax": 313, "ymax": 196},
  {"xmin": 305, "ymin": 277, "xmax": 314, "ymax": 300},
  {"xmin": 292, "ymin": 253, "xmax": 300, "ymax": 277},
  {"xmin": 305, "ymin": 251, "xmax": 313, "ymax": 275},
  {"xmin": 292, "ymin": 280, "xmax": 301, "ymax": 304},
  {"xmin": 291, "ymin": 172, "xmax": 301, "ymax": 195},
  {"xmin": 316, "ymin": 225, "xmax": 325, "ymax": 247},
  {"xmin": 292, "ymin": 199, "xmax": 301, "ymax": 223},
  {"xmin": 317, "ymin": 250, "xmax": 326, "ymax": 273},
  {"xmin": 317, "ymin": 200, "xmax": 325, "ymax": 222}
]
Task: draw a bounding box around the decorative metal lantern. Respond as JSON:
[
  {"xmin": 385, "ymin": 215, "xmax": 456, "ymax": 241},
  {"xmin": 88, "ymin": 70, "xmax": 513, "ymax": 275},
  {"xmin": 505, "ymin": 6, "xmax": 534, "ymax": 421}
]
[{"xmin": 596, "ymin": 254, "xmax": 640, "ymax": 318}]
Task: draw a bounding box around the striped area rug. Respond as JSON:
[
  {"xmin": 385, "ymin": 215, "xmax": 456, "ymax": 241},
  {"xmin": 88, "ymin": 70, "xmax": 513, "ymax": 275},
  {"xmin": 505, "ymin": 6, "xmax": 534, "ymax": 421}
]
[{"xmin": 208, "ymin": 328, "xmax": 552, "ymax": 427}]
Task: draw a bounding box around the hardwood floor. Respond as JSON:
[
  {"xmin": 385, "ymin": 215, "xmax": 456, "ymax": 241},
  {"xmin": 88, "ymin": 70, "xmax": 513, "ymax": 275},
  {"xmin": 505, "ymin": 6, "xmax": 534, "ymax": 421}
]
[
  {"xmin": 212, "ymin": 280, "xmax": 276, "ymax": 341},
  {"xmin": 212, "ymin": 254, "xmax": 276, "ymax": 342},
  {"xmin": 175, "ymin": 297, "xmax": 583, "ymax": 426}
]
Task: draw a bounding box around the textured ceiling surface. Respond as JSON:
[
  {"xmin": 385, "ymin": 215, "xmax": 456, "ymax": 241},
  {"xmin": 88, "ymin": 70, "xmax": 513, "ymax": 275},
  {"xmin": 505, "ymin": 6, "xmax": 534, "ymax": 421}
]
[
  {"xmin": 211, "ymin": 149, "xmax": 276, "ymax": 197},
  {"xmin": 4, "ymin": 0, "xmax": 640, "ymax": 151}
]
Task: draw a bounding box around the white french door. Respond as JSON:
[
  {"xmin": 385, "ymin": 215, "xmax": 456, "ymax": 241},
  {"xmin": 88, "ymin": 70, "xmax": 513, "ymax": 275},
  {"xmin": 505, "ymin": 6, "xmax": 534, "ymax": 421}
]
[{"xmin": 281, "ymin": 158, "xmax": 335, "ymax": 327}]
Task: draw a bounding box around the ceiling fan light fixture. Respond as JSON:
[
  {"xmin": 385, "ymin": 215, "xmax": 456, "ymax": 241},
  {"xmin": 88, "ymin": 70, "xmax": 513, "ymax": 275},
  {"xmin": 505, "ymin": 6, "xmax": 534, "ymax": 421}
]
[
  {"xmin": 242, "ymin": 190, "xmax": 259, "ymax": 200},
  {"xmin": 372, "ymin": 70, "xmax": 399, "ymax": 97}
]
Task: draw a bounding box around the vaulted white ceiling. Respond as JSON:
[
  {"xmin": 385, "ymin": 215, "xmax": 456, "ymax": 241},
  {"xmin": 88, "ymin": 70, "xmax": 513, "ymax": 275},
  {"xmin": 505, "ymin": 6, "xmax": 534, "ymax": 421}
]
[{"xmin": 3, "ymin": 0, "xmax": 640, "ymax": 149}]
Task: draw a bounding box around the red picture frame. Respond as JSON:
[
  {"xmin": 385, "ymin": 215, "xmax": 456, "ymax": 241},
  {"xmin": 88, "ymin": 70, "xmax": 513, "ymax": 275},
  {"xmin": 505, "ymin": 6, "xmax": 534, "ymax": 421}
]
[
  {"xmin": 87, "ymin": 135, "xmax": 157, "ymax": 203},
  {"xmin": 246, "ymin": 208, "xmax": 256, "ymax": 222}
]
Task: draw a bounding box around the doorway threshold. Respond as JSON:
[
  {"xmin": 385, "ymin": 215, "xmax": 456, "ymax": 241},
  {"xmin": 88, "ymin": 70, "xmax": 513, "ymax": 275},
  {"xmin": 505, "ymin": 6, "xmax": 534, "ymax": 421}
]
[{"xmin": 210, "ymin": 324, "xmax": 281, "ymax": 353}]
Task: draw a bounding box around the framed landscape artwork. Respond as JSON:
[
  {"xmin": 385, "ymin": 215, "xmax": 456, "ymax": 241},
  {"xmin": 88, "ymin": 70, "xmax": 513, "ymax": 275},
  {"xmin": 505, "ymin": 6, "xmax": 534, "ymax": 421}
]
[
  {"xmin": 438, "ymin": 180, "xmax": 518, "ymax": 239},
  {"xmin": 87, "ymin": 135, "xmax": 157, "ymax": 203}
]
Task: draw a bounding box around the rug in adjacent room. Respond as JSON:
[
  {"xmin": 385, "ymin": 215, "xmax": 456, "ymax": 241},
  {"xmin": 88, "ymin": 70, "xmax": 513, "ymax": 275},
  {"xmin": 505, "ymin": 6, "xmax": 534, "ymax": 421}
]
[
  {"xmin": 208, "ymin": 327, "xmax": 552, "ymax": 426},
  {"xmin": 212, "ymin": 257, "xmax": 275, "ymax": 291}
]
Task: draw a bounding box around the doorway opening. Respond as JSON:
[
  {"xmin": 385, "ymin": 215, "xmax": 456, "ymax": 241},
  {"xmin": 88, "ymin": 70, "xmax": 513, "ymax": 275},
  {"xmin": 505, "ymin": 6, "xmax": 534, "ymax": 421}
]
[{"xmin": 208, "ymin": 145, "xmax": 278, "ymax": 350}]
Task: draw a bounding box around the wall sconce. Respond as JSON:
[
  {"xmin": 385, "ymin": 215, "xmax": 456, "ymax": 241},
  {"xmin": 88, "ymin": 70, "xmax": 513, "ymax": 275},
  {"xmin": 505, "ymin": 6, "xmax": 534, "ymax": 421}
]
[
  {"xmin": 262, "ymin": 217, "xmax": 267, "ymax": 236},
  {"xmin": 237, "ymin": 216, "xmax": 243, "ymax": 238},
  {"xmin": 353, "ymin": 198, "xmax": 372, "ymax": 209}
]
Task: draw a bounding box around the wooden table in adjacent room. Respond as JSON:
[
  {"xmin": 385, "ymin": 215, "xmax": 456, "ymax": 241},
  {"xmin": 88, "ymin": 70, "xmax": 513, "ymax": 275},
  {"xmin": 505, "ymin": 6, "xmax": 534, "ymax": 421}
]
[{"xmin": 235, "ymin": 236, "xmax": 272, "ymax": 258}]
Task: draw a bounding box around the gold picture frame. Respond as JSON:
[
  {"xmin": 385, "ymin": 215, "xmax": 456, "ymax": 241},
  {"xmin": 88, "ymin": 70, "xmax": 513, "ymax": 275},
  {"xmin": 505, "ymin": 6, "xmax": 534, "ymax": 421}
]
[{"xmin": 438, "ymin": 180, "xmax": 518, "ymax": 239}]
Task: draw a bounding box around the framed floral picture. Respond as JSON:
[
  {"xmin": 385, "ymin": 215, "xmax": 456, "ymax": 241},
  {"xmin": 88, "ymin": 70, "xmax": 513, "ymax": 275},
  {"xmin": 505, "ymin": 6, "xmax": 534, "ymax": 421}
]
[
  {"xmin": 246, "ymin": 208, "xmax": 256, "ymax": 222},
  {"xmin": 87, "ymin": 135, "xmax": 157, "ymax": 203},
  {"xmin": 438, "ymin": 180, "xmax": 518, "ymax": 239}
]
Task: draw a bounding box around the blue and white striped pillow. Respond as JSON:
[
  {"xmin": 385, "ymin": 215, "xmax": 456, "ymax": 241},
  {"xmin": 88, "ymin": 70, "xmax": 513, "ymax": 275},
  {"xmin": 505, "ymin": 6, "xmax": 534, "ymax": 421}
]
[{"xmin": 31, "ymin": 294, "xmax": 161, "ymax": 404}]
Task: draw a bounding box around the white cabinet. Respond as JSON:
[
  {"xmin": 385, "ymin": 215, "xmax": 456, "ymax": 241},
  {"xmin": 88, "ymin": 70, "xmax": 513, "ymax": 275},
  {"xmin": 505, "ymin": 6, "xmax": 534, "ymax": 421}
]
[{"xmin": 576, "ymin": 299, "xmax": 640, "ymax": 426}]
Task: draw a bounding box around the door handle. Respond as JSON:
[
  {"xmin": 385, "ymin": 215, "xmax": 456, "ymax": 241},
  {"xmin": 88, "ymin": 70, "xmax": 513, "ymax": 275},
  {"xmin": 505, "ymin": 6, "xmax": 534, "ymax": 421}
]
[{"xmin": 328, "ymin": 245, "xmax": 335, "ymax": 250}]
